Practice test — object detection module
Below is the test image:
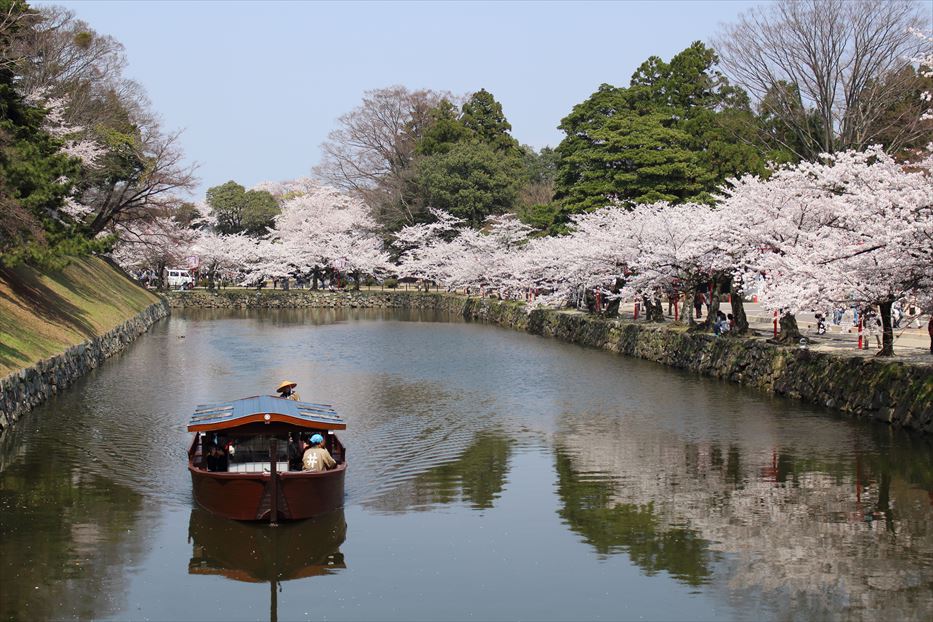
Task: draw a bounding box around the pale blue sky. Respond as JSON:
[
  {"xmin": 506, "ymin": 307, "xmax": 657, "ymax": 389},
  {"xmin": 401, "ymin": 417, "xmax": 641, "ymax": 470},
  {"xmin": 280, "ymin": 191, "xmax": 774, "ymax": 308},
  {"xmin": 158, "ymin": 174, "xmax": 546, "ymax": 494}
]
[{"xmin": 51, "ymin": 1, "xmax": 761, "ymax": 197}]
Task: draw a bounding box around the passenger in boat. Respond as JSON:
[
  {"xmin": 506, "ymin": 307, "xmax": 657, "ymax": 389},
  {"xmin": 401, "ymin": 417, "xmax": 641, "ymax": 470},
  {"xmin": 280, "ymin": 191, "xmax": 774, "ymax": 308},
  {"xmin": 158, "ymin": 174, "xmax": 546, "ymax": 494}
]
[
  {"xmin": 301, "ymin": 433, "xmax": 336, "ymax": 473},
  {"xmin": 206, "ymin": 443, "xmax": 229, "ymax": 472},
  {"xmin": 276, "ymin": 380, "xmax": 301, "ymax": 401},
  {"xmin": 287, "ymin": 433, "xmax": 303, "ymax": 471}
]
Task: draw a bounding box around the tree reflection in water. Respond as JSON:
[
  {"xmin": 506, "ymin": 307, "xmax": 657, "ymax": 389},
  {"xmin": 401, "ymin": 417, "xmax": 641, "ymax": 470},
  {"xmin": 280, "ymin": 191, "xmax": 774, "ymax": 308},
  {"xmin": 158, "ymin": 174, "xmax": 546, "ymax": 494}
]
[
  {"xmin": 553, "ymin": 413, "xmax": 933, "ymax": 619},
  {"xmin": 0, "ymin": 455, "xmax": 146, "ymax": 620},
  {"xmin": 368, "ymin": 432, "xmax": 513, "ymax": 512},
  {"xmin": 554, "ymin": 448, "xmax": 714, "ymax": 586}
]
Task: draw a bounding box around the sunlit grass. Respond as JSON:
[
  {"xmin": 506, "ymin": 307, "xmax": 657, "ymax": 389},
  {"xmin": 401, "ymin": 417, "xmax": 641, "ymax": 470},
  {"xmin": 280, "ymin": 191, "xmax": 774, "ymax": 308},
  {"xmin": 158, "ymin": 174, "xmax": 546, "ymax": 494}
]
[{"xmin": 0, "ymin": 257, "xmax": 160, "ymax": 376}]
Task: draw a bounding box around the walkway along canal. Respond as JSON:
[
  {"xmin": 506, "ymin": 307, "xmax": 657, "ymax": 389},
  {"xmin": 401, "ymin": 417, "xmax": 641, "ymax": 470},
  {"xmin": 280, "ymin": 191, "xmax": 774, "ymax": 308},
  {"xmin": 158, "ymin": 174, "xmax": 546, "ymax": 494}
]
[{"xmin": 1, "ymin": 307, "xmax": 930, "ymax": 621}]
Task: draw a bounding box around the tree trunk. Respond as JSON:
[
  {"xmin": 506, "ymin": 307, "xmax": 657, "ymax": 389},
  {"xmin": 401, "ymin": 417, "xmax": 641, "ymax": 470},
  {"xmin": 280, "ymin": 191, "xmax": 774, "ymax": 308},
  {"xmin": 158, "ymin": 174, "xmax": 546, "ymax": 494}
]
[
  {"xmin": 353, "ymin": 270, "xmax": 361, "ymax": 291},
  {"xmin": 641, "ymin": 295, "xmax": 664, "ymax": 322},
  {"xmin": 729, "ymin": 281, "xmax": 749, "ymax": 334},
  {"xmin": 877, "ymin": 300, "xmax": 894, "ymax": 357},
  {"xmin": 679, "ymin": 293, "xmax": 694, "ymax": 325},
  {"xmin": 312, "ymin": 268, "xmax": 320, "ymax": 290},
  {"xmin": 774, "ymin": 313, "xmax": 802, "ymax": 343}
]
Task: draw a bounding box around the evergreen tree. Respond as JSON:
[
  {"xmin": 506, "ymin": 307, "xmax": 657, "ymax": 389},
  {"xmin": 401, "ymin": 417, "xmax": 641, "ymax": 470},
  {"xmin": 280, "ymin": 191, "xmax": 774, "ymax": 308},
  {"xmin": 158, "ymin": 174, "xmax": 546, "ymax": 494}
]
[
  {"xmin": 409, "ymin": 89, "xmax": 524, "ymax": 227},
  {"xmin": 206, "ymin": 181, "xmax": 279, "ymax": 235},
  {"xmin": 553, "ymin": 43, "xmax": 766, "ymax": 220},
  {"xmin": 415, "ymin": 142, "xmax": 519, "ymax": 227},
  {"xmin": 459, "ymin": 89, "xmax": 520, "ymax": 155},
  {"xmin": 416, "ymin": 100, "xmax": 469, "ymax": 156},
  {"xmin": 0, "ymin": 0, "xmax": 90, "ymax": 266}
]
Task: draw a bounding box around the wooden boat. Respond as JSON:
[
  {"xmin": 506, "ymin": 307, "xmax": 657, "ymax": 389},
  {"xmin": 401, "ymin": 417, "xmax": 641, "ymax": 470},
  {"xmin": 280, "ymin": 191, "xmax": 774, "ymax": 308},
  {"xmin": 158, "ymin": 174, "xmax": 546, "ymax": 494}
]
[{"xmin": 187, "ymin": 395, "xmax": 347, "ymax": 521}]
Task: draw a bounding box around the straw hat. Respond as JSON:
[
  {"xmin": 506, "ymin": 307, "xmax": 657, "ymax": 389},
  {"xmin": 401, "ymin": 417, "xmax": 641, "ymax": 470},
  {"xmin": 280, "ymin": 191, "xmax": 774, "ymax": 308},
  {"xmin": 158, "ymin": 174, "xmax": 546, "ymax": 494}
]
[{"xmin": 276, "ymin": 380, "xmax": 297, "ymax": 392}]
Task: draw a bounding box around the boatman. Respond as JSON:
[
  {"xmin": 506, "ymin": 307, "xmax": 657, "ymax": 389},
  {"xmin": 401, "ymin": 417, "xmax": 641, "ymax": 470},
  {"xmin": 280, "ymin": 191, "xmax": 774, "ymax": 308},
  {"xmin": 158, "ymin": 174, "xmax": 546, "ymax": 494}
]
[
  {"xmin": 302, "ymin": 434, "xmax": 336, "ymax": 472},
  {"xmin": 276, "ymin": 380, "xmax": 301, "ymax": 401}
]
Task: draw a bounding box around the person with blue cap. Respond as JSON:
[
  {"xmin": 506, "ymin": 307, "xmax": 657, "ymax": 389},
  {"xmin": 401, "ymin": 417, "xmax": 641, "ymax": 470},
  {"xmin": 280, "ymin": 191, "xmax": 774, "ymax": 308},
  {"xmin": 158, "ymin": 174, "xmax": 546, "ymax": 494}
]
[{"xmin": 301, "ymin": 433, "xmax": 336, "ymax": 472}]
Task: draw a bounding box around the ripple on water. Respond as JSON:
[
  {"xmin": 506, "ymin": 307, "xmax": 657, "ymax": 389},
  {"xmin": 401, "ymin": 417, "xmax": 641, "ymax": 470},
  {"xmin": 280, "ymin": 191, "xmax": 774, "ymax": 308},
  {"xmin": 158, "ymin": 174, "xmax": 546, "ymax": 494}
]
[{"xmin": 2, "ymin": 309, "xmax": 931, "ymax": 622}]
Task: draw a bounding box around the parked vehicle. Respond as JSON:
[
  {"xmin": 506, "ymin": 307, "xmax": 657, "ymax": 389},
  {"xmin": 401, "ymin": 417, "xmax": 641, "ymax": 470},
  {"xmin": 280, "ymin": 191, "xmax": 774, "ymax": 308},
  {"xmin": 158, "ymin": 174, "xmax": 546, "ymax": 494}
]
[{"xmin": 166, "ymin": 268, "xmax": 194, "ymax": 289}]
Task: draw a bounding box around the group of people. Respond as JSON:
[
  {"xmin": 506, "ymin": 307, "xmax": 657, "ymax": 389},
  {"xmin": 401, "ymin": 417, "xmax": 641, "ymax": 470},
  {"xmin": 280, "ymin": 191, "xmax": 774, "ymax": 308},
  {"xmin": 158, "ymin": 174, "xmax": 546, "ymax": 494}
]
[{"xmin": 712, "ymin": 311, "xmax": 735, "ymax": 336}]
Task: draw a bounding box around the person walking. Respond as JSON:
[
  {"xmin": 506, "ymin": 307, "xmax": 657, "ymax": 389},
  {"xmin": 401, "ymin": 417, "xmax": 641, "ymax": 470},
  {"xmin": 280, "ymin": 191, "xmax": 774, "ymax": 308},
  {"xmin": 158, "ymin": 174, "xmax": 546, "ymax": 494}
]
[
  {"xmin": 864, "ymin": 307, "xmax": 882, "ymax": 349},
  {"xmin": 694, "ymin": 291, "xmax": 705, "ymax": 320}
]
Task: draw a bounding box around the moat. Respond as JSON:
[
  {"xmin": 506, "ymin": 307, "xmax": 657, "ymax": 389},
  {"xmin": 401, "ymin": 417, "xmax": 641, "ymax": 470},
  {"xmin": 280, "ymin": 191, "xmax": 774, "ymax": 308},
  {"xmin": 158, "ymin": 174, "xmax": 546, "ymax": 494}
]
[{"xmin": 1, "ymin": 308, "xmax": 930, "ymax": 621}]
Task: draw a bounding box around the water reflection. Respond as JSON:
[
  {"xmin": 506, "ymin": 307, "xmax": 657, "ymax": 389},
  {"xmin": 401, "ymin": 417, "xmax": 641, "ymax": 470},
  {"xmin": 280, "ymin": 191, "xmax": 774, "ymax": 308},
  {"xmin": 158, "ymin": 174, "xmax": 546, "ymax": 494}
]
[
  {"xmin": 187, "ymin": 508, "xmax": 347, "ymax": 582},
  {"xmin": 187, "ymin": 508, "xmax": 346, "ymax": 622},
  {"xmin": 554, "ymin": 448, "xmax": 715, "ymax": 586},
  {"xmin": 555, "ymin": 410, "xmax": 933, "ymax": 619},
  {"xmin": 3, "ymin": 308, "xmax": 931, "ymax": 621},
  {"xmin": 0, "ymin": 451, "xmax": 146, "ymax": 620},
  {"xmin": 368, "ymin": 432, "xmax": 513, "ymax": 512}
]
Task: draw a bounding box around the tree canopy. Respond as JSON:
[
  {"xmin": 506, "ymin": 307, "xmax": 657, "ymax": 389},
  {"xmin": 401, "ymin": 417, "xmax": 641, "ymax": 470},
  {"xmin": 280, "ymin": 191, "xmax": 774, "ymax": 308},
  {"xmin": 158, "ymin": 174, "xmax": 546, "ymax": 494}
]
[
  {"xmin": 206, "ymin": 180, "xmax": 279, "ymax": 236},
  {"xmin": 553, "ymin": 42, "xmax": 766, "ymax": 221}
]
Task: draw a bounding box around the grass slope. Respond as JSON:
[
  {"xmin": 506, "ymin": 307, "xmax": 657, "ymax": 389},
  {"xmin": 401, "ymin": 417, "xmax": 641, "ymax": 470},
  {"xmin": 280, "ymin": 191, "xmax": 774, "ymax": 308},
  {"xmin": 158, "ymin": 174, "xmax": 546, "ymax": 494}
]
[{"xmin": 0, "ymin": 257, "xmax": 160, "ymax": 376}]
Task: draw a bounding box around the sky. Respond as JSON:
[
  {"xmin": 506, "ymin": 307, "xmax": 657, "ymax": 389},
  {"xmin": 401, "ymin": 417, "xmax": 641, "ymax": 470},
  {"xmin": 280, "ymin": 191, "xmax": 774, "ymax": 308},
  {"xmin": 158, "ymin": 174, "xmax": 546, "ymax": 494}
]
[{"xmin": 49, "ymin": 0, "xmax": 762, "ymax": 198}]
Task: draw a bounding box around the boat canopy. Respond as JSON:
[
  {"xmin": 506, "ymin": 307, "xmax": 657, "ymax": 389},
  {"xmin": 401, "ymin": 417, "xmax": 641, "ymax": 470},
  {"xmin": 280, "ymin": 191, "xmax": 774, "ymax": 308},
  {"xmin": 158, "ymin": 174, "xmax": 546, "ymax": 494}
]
[{"xmin": 187, "ymin": 395, "xmax": 346, "ymax": 433}]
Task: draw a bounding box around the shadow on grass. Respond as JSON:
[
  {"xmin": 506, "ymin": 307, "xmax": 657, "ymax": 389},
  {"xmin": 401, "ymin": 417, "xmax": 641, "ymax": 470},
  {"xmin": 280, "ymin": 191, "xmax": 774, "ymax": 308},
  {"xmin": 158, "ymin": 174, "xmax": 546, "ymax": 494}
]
[{"xmin": 0, "ymin": 265, "xmax": 98, "ymax": 370}]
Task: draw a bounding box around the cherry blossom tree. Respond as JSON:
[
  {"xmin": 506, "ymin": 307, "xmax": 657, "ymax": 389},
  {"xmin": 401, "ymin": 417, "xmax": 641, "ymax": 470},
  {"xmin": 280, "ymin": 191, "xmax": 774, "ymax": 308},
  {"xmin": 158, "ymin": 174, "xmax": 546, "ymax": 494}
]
[
  {"xmin": 733, "ymin": 148, "xmax": 932, "ymax": 355},
  {"xmin": 111, "ymin": 217, "xmax": 195, "ymax": 287},
  {"xmin": 270, "ymin": 185, "xmax": 392, "ymax": 289}
]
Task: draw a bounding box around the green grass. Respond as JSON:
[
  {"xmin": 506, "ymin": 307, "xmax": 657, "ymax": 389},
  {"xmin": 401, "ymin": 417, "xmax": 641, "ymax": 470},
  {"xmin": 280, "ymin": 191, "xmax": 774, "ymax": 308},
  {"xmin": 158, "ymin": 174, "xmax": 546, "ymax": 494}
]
[{"xmin": 0, "ymin": 257, "xmax": 160, "ymax": 376}]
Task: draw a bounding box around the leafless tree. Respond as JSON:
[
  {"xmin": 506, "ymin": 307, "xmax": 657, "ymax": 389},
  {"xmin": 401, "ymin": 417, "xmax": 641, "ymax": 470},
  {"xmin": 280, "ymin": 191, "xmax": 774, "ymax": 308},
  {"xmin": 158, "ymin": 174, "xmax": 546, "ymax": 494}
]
[
  {"xmin": 82, "ymin": 124, "xmax": 197, "ymax": 237},
  {"xmin": 10, "ymin": 5, "xmax": 147, "ymax": 131},
  {"xmin": 313, "ymin": 85, "xmax": 460, "ymax": 229},
  {"xmin": 0, "ymin": 1, "xmax": 36, "ymax": 71},
  {"xmin": 715, "ymin": 0, "xmax": 931, "ymax": 159}
]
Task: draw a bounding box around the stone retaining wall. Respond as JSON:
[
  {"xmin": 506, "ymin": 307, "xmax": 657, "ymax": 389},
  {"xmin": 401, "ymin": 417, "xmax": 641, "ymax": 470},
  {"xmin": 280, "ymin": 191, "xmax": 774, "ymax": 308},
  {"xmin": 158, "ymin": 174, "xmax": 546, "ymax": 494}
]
[
  {"xmin": 166, "ymin": 289, "xmax": 451, "ymax": 309},
  {"xmin": 0, "ymin": 299, "xmax": 170, "ymax": 437},
  {"xmin": 169, "ymin": 290, "xmax": 933, "ymax": 432}
]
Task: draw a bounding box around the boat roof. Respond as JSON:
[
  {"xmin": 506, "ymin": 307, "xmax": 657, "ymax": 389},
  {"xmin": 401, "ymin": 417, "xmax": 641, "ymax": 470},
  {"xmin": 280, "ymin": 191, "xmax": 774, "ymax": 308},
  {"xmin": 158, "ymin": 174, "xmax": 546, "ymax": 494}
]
[{"xmin": 187, "ymin": 395, "xmax": 345, "ymax": 432}]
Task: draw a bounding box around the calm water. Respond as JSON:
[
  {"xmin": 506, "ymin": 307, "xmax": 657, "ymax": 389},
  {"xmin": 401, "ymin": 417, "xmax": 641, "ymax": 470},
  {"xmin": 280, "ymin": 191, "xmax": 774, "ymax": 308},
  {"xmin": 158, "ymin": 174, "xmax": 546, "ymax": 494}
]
[{"xmin": 1, "ymin": 309, "xmax": 931, "ymax": 621}]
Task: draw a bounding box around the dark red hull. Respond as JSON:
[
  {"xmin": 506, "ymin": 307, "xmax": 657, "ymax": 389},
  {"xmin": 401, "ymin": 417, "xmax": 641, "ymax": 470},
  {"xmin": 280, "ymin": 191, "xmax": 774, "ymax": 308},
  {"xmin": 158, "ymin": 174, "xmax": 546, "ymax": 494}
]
[
  {"xmin": 188, "ymin": 433, "xmax": 346, "ymax": 521},
  {"xmin": 189, "ymin": 464, "xmax": 346, "ymax": 521}
]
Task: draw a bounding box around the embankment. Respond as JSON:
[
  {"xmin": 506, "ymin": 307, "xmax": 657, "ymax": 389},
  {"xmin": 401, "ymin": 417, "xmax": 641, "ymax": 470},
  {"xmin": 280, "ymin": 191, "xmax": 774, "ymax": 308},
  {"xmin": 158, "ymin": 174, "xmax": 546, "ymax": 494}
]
[
  {"xmin": 168, "ymin": 289, "xmax": 933, "ymax": 433},
  {"xmin": 0, "ymin": 257, "xmax": 169, "ymax": 437}
]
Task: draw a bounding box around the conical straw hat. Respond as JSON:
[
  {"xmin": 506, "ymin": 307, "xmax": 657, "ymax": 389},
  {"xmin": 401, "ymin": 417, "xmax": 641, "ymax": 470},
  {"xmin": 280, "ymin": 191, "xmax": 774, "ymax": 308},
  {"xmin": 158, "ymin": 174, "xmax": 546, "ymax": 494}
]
[{"xmin": 276, "ymin": 380, "xmax": 297, "ymax": 392}]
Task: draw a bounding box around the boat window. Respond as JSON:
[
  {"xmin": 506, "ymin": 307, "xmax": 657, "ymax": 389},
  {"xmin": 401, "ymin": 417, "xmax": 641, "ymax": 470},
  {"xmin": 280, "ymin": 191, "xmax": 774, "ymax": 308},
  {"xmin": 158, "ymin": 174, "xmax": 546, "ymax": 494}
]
[{"xmin": 227, "ymin": 434, "xmax": 289, "ymax": 473}]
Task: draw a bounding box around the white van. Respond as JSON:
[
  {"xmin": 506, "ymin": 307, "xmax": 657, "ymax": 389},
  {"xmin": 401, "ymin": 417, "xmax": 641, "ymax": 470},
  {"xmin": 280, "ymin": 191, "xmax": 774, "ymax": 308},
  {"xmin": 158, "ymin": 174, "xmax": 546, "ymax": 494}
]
[{"xmin": 166, "ymin": 268, "xmax": 194, "ymax": 289}]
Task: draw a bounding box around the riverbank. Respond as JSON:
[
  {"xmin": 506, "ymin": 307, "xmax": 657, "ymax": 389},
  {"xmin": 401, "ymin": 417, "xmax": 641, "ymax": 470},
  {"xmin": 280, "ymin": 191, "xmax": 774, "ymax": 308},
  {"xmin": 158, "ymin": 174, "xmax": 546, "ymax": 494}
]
[
  {"xmin": 0, "ymin": 257, "xmax": 169, "ymax": 437},
  {"xmin": 168, "ymin": 289, "xmax": 933, "ymax": 433}
]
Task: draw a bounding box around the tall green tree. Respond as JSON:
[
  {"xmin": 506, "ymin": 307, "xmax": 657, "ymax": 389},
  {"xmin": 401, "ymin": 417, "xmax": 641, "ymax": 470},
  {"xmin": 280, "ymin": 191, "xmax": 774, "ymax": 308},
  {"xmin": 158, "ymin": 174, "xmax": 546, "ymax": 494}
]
[
  {"xmin": 0, "ymin": 0, "xmax": 93, "ymax": 266},
  {"xmin": 409, "ymin": 89, "xmax": 525, "ymax": 227},
  {"xmin": 416, "ymin": 99, "xmax": 469, "ymax": 156},
  {"xmin": 553, "ymin": 43, "xmax": 766, "ymax": 220},
  {"xmin": 242, "ymin": 189, "xmax": 279, "ymax": 235},
  {"xmin": 415, "ymin": 142, "xmax": 520, "ymax": 227},
  {"xmin": 459, "ymin": 89, "xmax": 520, "ymax": 155},
  {"xmin": 206, "ymin": 181, "xmax": 279, "ymax": 235}
]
